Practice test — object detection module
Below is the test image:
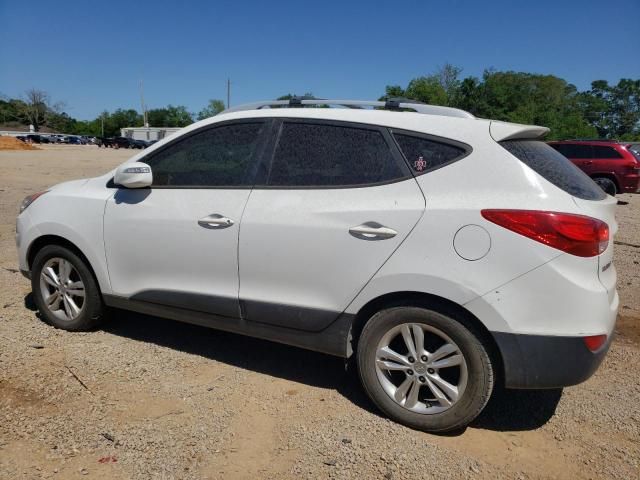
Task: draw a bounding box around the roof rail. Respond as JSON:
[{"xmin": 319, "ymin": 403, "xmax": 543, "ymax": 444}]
[
  {"xmin": 562, "ymin": 138, "xmax": 620, "ymax": 143},
  {"xmin": 222, "ymin": 97, "xmax": 475, "ymax": 119}
]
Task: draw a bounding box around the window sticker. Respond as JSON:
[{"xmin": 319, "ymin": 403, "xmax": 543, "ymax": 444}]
[{"xmin": 414, "ymin": 155, "xmax": 427, "ymax": 172}]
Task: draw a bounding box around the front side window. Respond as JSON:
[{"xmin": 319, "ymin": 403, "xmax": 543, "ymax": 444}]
[
  {"xmin": 266, "ymin": 122, "xmax": 407, "ymax": 187},
  {"xmin": 145, "ymin": 122, "xmax": 265, "ymax": 187},
  {"xmin": 551, "ymin": 143, "xmax": 596, "ymax": 159},
  {"xmin": 392, "ymin": 133, "xmax": 467, "ymax": 174}
]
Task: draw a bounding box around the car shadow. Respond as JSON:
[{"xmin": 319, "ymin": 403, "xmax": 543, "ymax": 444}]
[
  {"xmin": 26, "ymin": 299, "xmax": 562, "ymax": 433},
  {"xmin": 24, "ymin": 292, "xmax": 37, "ymax": 311},
  {"xmin": 102, "ymin": 308, "xmax": 378, "ymax": 415},
  {"xmin": 470, "ymin": 386, "xmax": 562, "ymax": 432}
]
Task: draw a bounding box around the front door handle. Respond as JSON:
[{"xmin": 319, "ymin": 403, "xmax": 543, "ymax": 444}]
[
  {"xmin": 198, "ymin": 214, "xmax": 234, "ymax": 229},
  {"xmin": 349, "ymin": 222, "xmax": 398, "ymax": 240}
]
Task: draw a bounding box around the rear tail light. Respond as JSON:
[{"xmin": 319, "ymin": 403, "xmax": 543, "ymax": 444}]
[
  {"xmin": 481, "ymin": 210, "xmax": 609, "ymax": 257},
  {"xmin": 583, "ymin": 334, "xmax": 607, "ymax": 352}
]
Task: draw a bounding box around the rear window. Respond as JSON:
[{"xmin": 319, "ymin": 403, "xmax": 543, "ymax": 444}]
[{"xmin": 501, "ymin": 140, "xmax": 606, "ymax": 200}]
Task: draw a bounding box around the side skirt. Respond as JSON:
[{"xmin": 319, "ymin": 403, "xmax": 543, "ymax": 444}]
[{"xmin": 103, "ymin": 294, "xmax": 353, "ymax": 358}]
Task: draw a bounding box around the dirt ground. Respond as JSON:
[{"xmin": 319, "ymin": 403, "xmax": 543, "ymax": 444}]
[
  {"xmin": 0, "ymin": 145, "xmax": 638, "ymax": 479},
  {"xmin": 0, "ymin": 137, "xmax": 39, "ymax": 151}
]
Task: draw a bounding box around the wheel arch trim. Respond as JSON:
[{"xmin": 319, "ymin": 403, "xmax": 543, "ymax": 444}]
[
  {"xmin": 26, "ymin": 232, "xmax": 111, "ymax": 295},
  {"xmin": 347, "ymin": 290, "xmax": 506, "ymax": 384}
]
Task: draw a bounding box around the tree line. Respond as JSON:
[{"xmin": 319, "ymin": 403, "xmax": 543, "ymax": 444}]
[
  {"xmin": 0, "ymin": 95, "xmax": 226, "ymax": 137},
  {"xmin": 1, "ymin": 66, "xmax": 639, "ymax": 140}
]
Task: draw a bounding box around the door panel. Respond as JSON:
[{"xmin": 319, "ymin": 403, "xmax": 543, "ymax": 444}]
[
  {"xmin": 103, "ymin": 120, "xmax": 269, "ymax": 318},
  {"xmin": 104, "ymin": 188, "xmax": 250, "ymax": 318},
  {"xmin": 238, "ymin": 180, "xmax": 425, "ymax": 331}
]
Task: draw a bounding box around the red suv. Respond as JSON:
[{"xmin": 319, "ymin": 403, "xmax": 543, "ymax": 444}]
[{"xmin": 548, "ymin": 140, "xmax": 640, "ymax": 196}]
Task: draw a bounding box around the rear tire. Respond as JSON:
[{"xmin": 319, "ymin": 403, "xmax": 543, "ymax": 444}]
[
  {"xmin": 593, "ymin": 177, "xmax": 617, "ymax": 196},
  {"xmin": 357, "ymin": 306, "xmax": 494, "ymax": 433},
  {"xmin": 31, "ymin": 245, "xmax": 104, "ymax": 331}
]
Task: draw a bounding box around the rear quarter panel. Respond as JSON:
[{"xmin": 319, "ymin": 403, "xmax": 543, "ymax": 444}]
[{"xmin": 346, "ymin": 130, "xmax": 587, "ymax": 333}]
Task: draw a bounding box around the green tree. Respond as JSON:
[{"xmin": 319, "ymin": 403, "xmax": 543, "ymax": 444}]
[
  {"xmin": 436, "ymin": 63, "xmax": 463, "ymax": 104},
  {"xmin": 378, "ymin": 85, "xmax": 406, "ymax": 101},
  {"xmin": 404, "ymin": 76, "xmax": 448, "ymax": 105},
  {"xmin": 197, "ymin": 99, "xmax": 226, "ymax": 120},
  {"xmin": 580, "ymin": 79, "xmax": 640, "ymax": 139},
  {"xmin": 381, "ymin": 64, "xmax": 462, "ymax": 106},
  {"xmin": 100, "ymin": 109, "xmax": 142, "ymax": 136},
  {"xmin": 147, "ymin": 105, "xmax": 193, "ymax": 127}
]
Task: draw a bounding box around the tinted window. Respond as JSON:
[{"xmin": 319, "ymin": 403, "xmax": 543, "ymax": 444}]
[
  {"xmin": 551, "ymin": 143, "xmax": 593, "ymax": 159},
  {"xmin": 146, "ymin": 123, "xmax": 265, "ymax": 187},
  {"xmin": 592, "ymin": 145, "xmax": 622, "ymax": 159},
  {"xmin": 393, "ymin": 133, "xmax": 466, "ymax": 174},
  {"xmin": 501, "ymin": 140, "xmax": 606, "ymax": 200},
  {"xmin": 267, "ymin": 123, "xmax": 406, "ymax": 187},
  {"xmin": 551, "ymin": 144, "xmax": 575, "ymax": 158}
]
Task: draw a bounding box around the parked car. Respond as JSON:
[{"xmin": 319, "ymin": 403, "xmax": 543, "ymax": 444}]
[
  {"xmin": 101, "ymin": 136, "xmax": 135, "ymax": 149},
  {"xmin": 627, "ymin": 142, "xmax": 640, "ymax": 159},
  {"xmin": 548, "ymin": 139, "xmax": 640, "ymax": 195},
  {"xmin": 16, "ymin": 98, "xmax": 618, "ymax": 433},
  {"xmin": 96, "ymin": 137, "xmax": 110, "ymax": 147},
  {"xmin": 65, "ymin": 136, "xmax": 82, "ymax": 145},
  {"xmin": 131, "ymin": 139, "xmax": 149, "ymax": 149}
]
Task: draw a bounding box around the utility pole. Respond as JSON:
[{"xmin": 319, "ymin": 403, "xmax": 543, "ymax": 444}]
[
  {"xmin": 101, "ymin": 114, "xmax": 104, "ymax": 138},
  {"xmin": 227, "ymin": 78, "xmax": 231, "ymax": 108},
  {"xmin": 140, "ymin": 80, "xmax": 148, "ymax": 127}
]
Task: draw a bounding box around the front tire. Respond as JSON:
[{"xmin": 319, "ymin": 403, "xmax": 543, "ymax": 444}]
[
  {"xmin": 357, "ymin": 307, "xmax": 494, "ymax": 433},
  {"xmin": 31, "ymin": 245, "xmax": 104, "ymax": 331}
]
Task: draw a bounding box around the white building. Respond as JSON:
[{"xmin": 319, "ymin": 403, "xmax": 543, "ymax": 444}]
[{"xmin": 120, "ymin": 126, "xmax": 182, "ymax": 141}]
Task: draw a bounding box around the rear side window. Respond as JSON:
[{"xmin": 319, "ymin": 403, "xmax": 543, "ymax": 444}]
[
  {"xmin": 393, "ymin": 133, "xmax": 467, "ymax": 174},
  {"xmin": 146, "ymin": 122, "xmax": 265, "ymax": 187},
  {"xmin": 592, "ymin": 145, "xmax": 623, "ymax": 159},
  {"xmin": 266, "ymin": 122, "xmax": 407, "ymax": 187},
  {"xmin": 501, "ymin": 140, "xmax": 606, "ymax": 200}
]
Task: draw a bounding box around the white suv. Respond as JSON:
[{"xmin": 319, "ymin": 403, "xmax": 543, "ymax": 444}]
[{"xmin": 16, "ymin": 99, "xmax": 618, "ymax": 432}]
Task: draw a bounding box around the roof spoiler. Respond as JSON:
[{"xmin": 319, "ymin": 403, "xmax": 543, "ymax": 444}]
[{"xmin": 490, "ymin": 121, "xmax": 550, "ymax": 142}]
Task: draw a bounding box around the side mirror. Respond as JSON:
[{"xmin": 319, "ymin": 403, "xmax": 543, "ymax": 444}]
[{"xmin": 114, "ymin": 162, "xmax": 153, "ymax": 188}]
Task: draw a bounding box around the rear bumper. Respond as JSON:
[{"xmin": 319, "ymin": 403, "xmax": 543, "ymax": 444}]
[
  {"xmin": 493, "ymin": 328, "xmax": 614, "ymax": 389},
  {"xmin": 465, "ymin": 251, "xmax": 618, "ymax": 389},
  {"xmin": 620, "ymin": 173, "xmax": 640, "ymax": 193}
]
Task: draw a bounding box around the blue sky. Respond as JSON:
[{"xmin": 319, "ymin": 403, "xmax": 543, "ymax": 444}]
[{"xmin": 1, "ymin": 0, "xmax": 638, "ymax": 120}]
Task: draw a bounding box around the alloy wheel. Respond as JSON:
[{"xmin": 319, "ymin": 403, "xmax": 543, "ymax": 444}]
[
  {"xmin": 39, "ymin": 257, "xmax": 85, "ymax": 321},
  {"xmin": 375, "ymin": 323, "xmax": 468, "ymax": 414}
]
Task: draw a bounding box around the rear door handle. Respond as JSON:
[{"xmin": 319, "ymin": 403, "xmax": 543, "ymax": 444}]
[
  {"xmin": 349, "ymin": 222, "xmax": 398, "ymax": 240},
  {"xmin": 198, "ymin": 214, "xmax": 234, "ymax": 229}
]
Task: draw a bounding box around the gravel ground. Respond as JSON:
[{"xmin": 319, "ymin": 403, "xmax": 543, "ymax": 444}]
[{"xmin": 0, "ymin": 145, "xmax": 638, "ymax": 479}]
